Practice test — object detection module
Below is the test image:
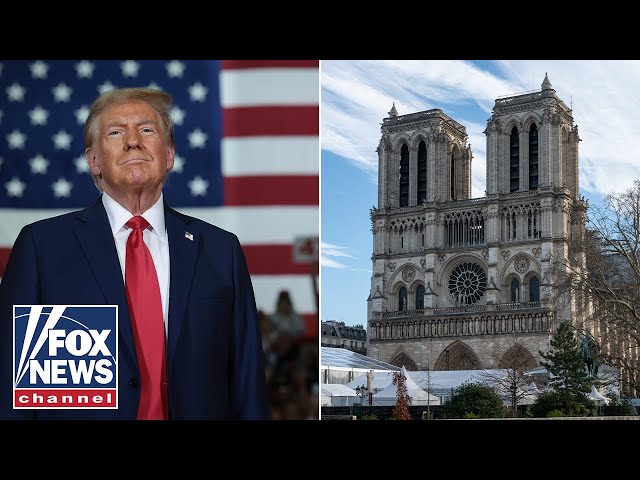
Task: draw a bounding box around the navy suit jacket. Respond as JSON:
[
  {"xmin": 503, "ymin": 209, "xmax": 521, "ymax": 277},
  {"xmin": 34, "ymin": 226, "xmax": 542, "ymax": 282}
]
[{"xmin": 0, "ymin": 196, "xmax": 270, "ymax": 419}]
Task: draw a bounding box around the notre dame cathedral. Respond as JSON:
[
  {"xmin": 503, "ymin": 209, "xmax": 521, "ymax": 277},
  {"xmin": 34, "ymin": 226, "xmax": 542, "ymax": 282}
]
[{"xmin": 367, "ymin": 74, "xmax": 589, "ymax": 372}]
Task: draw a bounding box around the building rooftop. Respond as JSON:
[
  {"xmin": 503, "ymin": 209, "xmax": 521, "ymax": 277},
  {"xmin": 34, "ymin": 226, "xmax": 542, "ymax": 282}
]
[{"xmin": 321, "ymin": 346, "xmax": 400, "ymax": 371}]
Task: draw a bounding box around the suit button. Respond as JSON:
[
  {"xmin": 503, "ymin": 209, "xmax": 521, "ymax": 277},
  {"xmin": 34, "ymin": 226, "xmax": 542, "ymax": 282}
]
[{"xmin": 129, "ymin": 378, "xmax": 138, "ymax": 388}]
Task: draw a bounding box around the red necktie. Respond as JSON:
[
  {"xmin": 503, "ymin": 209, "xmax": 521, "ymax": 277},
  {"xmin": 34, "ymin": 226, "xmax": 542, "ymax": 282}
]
[{"xmin": 125, "ymin": 216, "xmax": 168, "ymax": 420}]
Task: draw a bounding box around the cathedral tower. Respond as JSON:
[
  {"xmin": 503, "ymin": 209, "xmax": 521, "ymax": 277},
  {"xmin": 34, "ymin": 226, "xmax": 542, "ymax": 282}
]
[{"xmin": 367, "ymin": 75, "xmax": 588, "ymax": 372}]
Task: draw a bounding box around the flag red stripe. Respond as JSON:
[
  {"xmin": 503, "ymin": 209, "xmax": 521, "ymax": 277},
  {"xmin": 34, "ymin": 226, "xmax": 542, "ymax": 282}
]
[
  {"xmin": 223, "ymin": 106, "xmax": 319, "ymax": 137},
  {"xmin": 0, "ymin": 247, "xmax": 10, "ymax": 277},
  {"xmin": 243, "ymin": 244, "xmax": 315, "ymax": 275},
  {"xmin": 222, "ymin": 60, "xmax": 318, "ymax": 70},
  {"xmin": 224, "ymin": 175, "xmax": 318, "ymax": 206},
  {"xmin": 301, "ymin": 313, "xmax": 318, "ymax": 339}
]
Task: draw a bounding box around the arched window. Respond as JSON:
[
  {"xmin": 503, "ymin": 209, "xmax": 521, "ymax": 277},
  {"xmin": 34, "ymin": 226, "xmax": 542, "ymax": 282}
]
[
  {"xmin": 510, "ymin": 278, "xmax": 520, "ymax": 302},
  {"xmin": 399, "ymin": 144, "xmax": 409, "ymax": 207},
  {"xmin": 529, "ymin": 276, "xmax": 540, "ymax": 302},
  {"xmin": 450, "ymin": 150, "xmax": 456, "ymax": 200},
  {"xmin": 416, "ymin": 285, "xmax": 425, "ymax": 310},
  {"xmin": 399, "ymin": 287, "xmax": 408, "ymax": 311},
  {"xmin": 510, "ymin": 126, "xmax": 519, "ymax": 192},
  {"xmin": 417, "ymin": 141, "xmax": 427, "ymax": 203},
  {"xmin": 529, "ymin": 124, "xmax": 538, "ymax": 189}
]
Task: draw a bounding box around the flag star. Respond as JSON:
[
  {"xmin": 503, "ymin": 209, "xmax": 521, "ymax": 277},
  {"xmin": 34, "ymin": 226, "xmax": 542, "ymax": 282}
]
[
  {"xmin": 188, "ymin": 83, "xmax": 208, "ymax": 102},
  {"xmin": 7, "ymin": 129, "xmax": 27, "ymax": 149},
  {"xmin": 170, "ymin": 106, "xmax": 186, "ymax": 125},
  {"xmin": 29, "ymin": 105, "xmax": 49, "ymax": 126},
  {"xmin": 30, "ymin": 61, "xmax": 49, "ymax": 79},
  {"xmin": 52, "ymin": 130, "xmax": 73, "ymax": 150},
  {"xmin": 6, "ymin": 83, "xmax": 26, "ymax": 102},
  {"xmin": 74, "ymin": 155, "xmax": 90, "ymax": 173},
  {"xmin": 121, "ymin": 60, "xmax": 140, "ymax": 78},
  {"xmin": 98, "ymin": 81, "xmax": 116, "ymax": 94},
  {"xmin": 29, "ymin": 154, "xmax": 49, "ymax": 174},
  {"xmin": 75, "ymin": 105, "xmax": 90, "ymax": 125},
  {"xmin": 188, "ymin": 176, "xmax": 209, "ymax": 196},
  {"xmin": 188, "ymin": 128, "xmax": 207, "ymax": 148},
  {"xmin": 147, "ymin": 82, "xmax": 162, "ymax": 91},
  {"xmin": 172, "ymin": 155, "xmax": 185, "ymax": 173},
  {"xmin": 52, "ymin": 178, "xmax": 73, "ymax": 198},
  {"xmin": 6, "ymin": 177, "xmax": 26, "ymax": 197},
  {"xmin": 166, "ymin": 60, "xmax": 186, "ymax": 78},
  {"xmin": 52, "ymin": 83, "xmax": 72, "ymax": 103},
  {"xmin": 75, "ymin": 61, "xmax": 95, "ymax": 79}
]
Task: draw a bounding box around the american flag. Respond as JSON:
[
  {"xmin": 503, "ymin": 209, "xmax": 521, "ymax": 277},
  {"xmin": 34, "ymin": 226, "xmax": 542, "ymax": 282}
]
[{"xmin": 0, "ymin": 59, "xmax": 319, "ymax": 336}]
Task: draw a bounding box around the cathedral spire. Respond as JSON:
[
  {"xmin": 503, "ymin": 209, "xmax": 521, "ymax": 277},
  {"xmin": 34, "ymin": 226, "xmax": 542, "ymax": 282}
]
[
  {"xmin": 388, "ymin": 102, "xmax": 398, "ymax": 117},
  {"xmin": 541, "ymin": 72, "xmax": 553, "ymax": 91}
]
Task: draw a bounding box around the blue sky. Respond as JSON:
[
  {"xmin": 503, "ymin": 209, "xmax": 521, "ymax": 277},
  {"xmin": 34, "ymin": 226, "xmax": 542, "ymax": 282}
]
[{"xmin": 320, "ymin": 60, "xmax": 640, "ymax": 326}]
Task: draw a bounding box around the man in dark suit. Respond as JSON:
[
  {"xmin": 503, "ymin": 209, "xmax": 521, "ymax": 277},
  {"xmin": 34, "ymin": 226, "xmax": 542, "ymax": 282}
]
[{"xmin": 0, "ymin": 87, "xmax": 270, "ymax": 419}]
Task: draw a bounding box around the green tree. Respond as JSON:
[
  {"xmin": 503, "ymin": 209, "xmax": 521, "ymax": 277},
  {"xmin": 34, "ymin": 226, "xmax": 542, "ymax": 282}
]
[
  {"xmin": 442, "ymin": 382, "xmax": 504, "ymax": 419},
  {"xmin": 601, "ymin": 395, "xmax": 637, "ymax": 416},
  {"xmin": 540, "ymin": 322, "xmax": 592, "ymax": 396},
  {"xmin": 392, "ymin": 370, "xmax": 412, "ymax": 420},
  {"xmin": 534, "ymin": 322, "xmax": 596, "ymax": 417},
  {"xmin": 530, "ymin": 390, "xmax": 595, "ymax": 417}
]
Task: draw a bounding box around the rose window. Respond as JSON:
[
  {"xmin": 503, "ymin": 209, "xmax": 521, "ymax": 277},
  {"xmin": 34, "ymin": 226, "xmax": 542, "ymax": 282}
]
[{"xmin": 448, "ymin": 261, "xmax": 487, "ymax": 305}]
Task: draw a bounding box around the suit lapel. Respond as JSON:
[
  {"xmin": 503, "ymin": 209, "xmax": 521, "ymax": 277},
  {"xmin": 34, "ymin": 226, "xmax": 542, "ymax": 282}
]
[
  {"xmin": 164, "ymin": 205, "xmax": 198, "ymax": 374},
  {"xmin": 73, "ymin": 197, "xmax": 137, "ymax": 367}
]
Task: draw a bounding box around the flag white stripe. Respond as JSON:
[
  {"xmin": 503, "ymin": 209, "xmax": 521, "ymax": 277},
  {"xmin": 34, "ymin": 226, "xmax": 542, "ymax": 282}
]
[
  {"xmin": 0, "ymin": 206, "xmax": 318, "ymax": 246},
  {"xmin": 220, "ymin": 69, "xmax": 319, "ymax": 107},
  {"xmin": 178, "ymin": 206, "xmax": 319, "ymax": 245},
  {"xmin": 250, "ymin": 274, "xmax": 316, "ymax": 314},
  {"xmin": 222, "ymin": 137, "xmax": 319, "ymax": 176}
]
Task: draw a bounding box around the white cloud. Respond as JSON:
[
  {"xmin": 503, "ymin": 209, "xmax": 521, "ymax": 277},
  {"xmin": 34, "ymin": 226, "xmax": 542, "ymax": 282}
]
[
  {"xmin": 321, "ymin": 256, "xmax": 349, "ymax": 269},
  {"xmin": 321, "ymin": 59, "xmax": 640, "ymax": 199},
  {"xmin": 321, "ymin": 241, "xmax": 368, "ymax": 271},
  {"xmin": 494, "ymin": 60, "xmax": 640, "ymax": 196},
  {"xmin": 321, "ymin": 241, "xmax": 355, "ymax": 258}
]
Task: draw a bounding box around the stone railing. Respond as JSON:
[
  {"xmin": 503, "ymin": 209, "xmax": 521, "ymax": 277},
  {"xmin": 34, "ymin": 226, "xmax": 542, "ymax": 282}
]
[
  {"xmin": 500, "ymin": 190, "xmax": 540, "ymax": 200},
  {"xmin": 494, "ymin": 90, "xmax": 545, "ymax": 105},
  {"xmin": 382, "ymin": 109, "xmax": 444, "ymax": 125},
  {"xmin": 441, "ymin": 197, "xmax": 487, "ymax": 208},
  {"xmin": 377, "ymin": 301, "xmax": 546, "ymax": 320}
]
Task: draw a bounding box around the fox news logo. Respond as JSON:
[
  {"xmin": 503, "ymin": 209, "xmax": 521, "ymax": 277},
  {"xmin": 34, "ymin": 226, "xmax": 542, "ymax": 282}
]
[{"xmin": 13, "ymin": 305, "xmax": 118, "ymax": 409}]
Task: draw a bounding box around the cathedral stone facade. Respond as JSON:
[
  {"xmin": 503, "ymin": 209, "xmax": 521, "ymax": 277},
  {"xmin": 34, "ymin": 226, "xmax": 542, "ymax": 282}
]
[{"xmin": 367, "ymin": 75, "xmax": 588, "ymax": 372}]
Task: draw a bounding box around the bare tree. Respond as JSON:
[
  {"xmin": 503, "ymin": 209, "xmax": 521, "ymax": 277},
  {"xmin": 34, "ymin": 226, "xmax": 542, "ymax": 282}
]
[
  {"xmin": 478, "ymin": 338, "xmax": 539, "ymax": 417},
  {"xmin": 548, "ymin": 180, "xmax": 640, "ymax": 396},
  {"xmin": 392, "ymin": 370, "xmax": 412, "ymax": 420}
]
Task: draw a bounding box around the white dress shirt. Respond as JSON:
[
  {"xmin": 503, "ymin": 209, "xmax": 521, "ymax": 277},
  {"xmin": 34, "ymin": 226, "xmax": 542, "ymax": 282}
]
[{"xmin": 101, "ymin": 192, "xmax": 170, "ymax": 334}]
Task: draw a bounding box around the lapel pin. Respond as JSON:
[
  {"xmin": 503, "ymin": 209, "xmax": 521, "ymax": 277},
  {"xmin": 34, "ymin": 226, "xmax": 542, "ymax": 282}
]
[{"xmin": 185, "ymin": 231, "xmax": 194, "ymax": 241}]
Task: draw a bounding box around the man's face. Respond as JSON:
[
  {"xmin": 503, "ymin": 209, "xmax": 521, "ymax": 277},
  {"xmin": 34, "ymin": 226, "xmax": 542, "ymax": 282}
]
[{"xmin": 85, "ymin": 99, "xmax": 174, "ymax": 196}]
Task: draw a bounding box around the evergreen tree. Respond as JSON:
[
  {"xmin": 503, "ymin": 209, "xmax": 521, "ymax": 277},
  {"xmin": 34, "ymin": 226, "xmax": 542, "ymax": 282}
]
[
  {"xmin": 539, "ymin": 321, "xmax": 591, "ymax": 397},
  {"xmin": 533, "ymin": 321, "xmax": 596, "ymax": 417},
  {"xmin": 392, "ymin": 370, "xmax": 412, "ymax": 420},
  {"xmin": 442, "ymin": 382, "xmax": 504, "ymax": 419}
]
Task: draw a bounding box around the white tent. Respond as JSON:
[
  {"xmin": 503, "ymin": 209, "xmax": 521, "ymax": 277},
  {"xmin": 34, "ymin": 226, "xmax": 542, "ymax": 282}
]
[
  {"xmin": 347, "ymin": 370, "xmax": 395, "ymax": 394},
  {"xmin": 410, "ymin": 369, "xmax": 510, "ymax": 403},
  {"xmin": 588, "ymin": 385, "xmax": 610, "ymax": 406},
  {"xmin": 321, "ymin": 384, "xmax": 360, "ymax": 407},
  {"xmin": 373, "ymin": 367, "xmax": 441, "ymax": 406}
]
